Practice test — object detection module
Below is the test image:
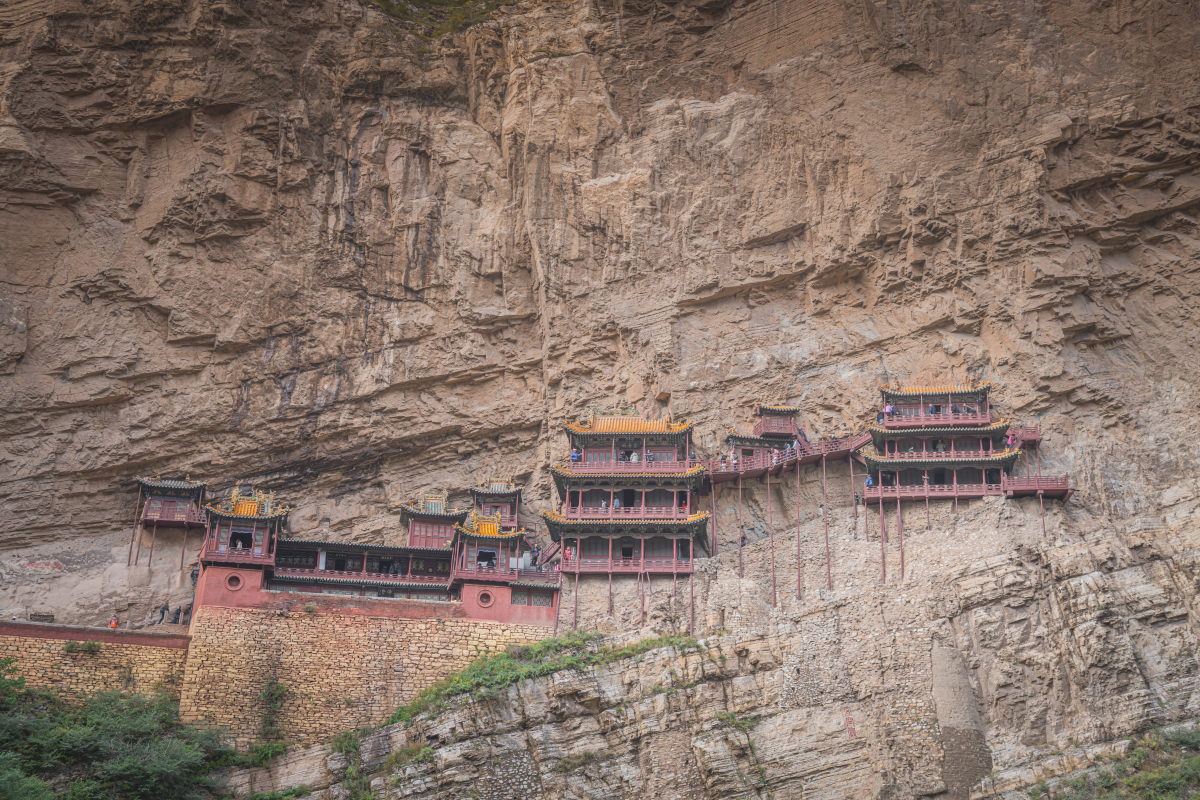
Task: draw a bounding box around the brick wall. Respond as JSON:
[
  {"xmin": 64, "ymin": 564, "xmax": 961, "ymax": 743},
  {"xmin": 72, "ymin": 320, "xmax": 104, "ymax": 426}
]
[
  {"xmin": 0, "ymin": 621, "xmax": 190, "ymax": 701},
  {"xmin": 179, "ymin": 605, "xmax": 551, "ymax": 745}
]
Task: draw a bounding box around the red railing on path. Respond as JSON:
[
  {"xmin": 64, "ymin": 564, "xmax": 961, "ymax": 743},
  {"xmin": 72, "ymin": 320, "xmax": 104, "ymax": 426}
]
[
  {"xmin": 272, "ymin": 567, "xmax": 448, "ymax": 584},
  {"xmin": 556, "ymin": 459, "xmax": 697, "ymax": 474},
  {"xmin": 562, "ymin": 505, "xmax": 693, "ymax": 521},
  {"xmin": 143, "ymin": 506, "xmax": 206, "ymax": 525},
  {"xmin": 754, "ymin": 417, "xmax": 798, "ymax": 437},
  {"xmin": 878, "ymin": 410, "xmax": 993, "ymax": 428},
  {"xmin": 561, "ymin": 557, "xmax": 693, "ymax": 574}
]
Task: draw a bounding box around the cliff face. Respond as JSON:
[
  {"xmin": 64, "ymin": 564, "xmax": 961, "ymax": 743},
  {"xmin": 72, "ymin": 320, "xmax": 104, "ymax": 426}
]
[{"xmin": 3, "ymin": 0, "xmax": 1200, "ymax": 794}]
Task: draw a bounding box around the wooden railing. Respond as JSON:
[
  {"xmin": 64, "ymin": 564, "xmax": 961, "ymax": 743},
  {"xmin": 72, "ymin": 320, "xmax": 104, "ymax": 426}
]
[
  {"xmin": 451, "ymin": 564, "xmax": 559, "ymax": 581},
  {"xmin": 754, "ymin": 417, "xmax": 798, "ymax": 437},
  {"xmin": 871, "ymin": 448, "xmax": 1006, "ymax": 460},
  {"xmin": 273, "ymin": 567, "xmax": 447, "ymax": 584},
  {"xmin": 709, "ymin": 433, "xmax": 871, "ymax": 475},
  {"xmin": 878, "ymin": 410, "xmax": 992, "ymax": 428},
  {"xmin": 1002, "ymin": 475, "xmax": 1068, "ymax": 491},
  {"xmin": 562, "ymin": 505, "xmax": 692, "ymax": 520},
  {"xmin": 557, "ymin": 459, "xmax": 697, "ymax": 474},
  {"xmin": 143, "ymin": 506, "xmax": 206, "ymax": 525},
  {"xmin": 203, "ymin": 544, "xmax": 274, "ymax": 563},
  {"xmin": 561, "ymin": 557, "xmax": 693, "ymax": 574},
  {"xmin": 864, "ymin": 483, "xmax": 1001, "ymax": 498}
]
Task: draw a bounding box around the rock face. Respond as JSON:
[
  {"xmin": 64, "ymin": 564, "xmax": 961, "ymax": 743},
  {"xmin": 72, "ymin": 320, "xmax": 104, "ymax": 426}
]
[{"xmin": 3, "ymin": 0, "xmax": 1200, "ymax": 795}]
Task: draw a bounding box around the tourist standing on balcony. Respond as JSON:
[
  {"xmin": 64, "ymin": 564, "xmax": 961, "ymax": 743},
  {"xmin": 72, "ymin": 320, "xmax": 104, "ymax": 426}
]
[
  {"xmin": 109, "ymin": 615, "xmax": 119, "ymax": 629},
  {"xmin": 646, "ymin": 451, "xmax": 654, "ymax": 462},
  {"xmin": 156, "ymin": 601, "xmax": 169, "ymax": 624},
  {"xmin": 865, "ymin": 475, "xmax": 873, "ymax": 488},
  {"xmin": 571, "ymin": 448, "xmax": 581, "ymax": 462}
]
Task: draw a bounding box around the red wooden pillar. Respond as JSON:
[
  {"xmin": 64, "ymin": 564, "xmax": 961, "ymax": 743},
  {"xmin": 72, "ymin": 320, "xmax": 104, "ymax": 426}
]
[
  {"xmin": 553, "ymin": 569, "xmax": 562, "ymax": 636},
  {"xmin": 607, "ymin": 535, "xmax": 613, "ymax": 615},
  {"xmin": 896, "ymin": 474, "xmax": 904, "ymax": 582},
  {"xmin": 128, "ymin": 486, "xmax": 143, "ymax": 566},
  {"xmin": 672, "ymin": 537, "xmax": 678, "ymax": 599},
  {"xmin": 767, "ymin": 467, "xmax": 776, "ymax": 606},
  {"xmin": 573, "ymin": 536, "xmax": 580, "ymax": 630},
  {"xmin": 822, "ymin": 455, "xmax": 831, "ymax": 591},
  {"xmin": 689, "ymin": 571, "xmax": 694, "ymax": 635},
  {"xmin": 179, "ymin": 527, "xmax": 188, "ymax": 572},
  {"xmin": 710, "ymin": 482, "xmax": 719, "ymax": 558},
  {"xmin": 737, "ymin": 475, "xmax": 744, "ymax": 578},
  {"xmin": 924, "ymin": 469, "xmax": 931, "ymax": 529},
  {"xmin": 146, "ymin": 520, "xmax": 159, "ymax": 569},
  {"xmin": 879, "ymin": 488, "xmax": 887, "ymax": 585},
  {"xmin": 849, "ymin": 452, "xmax": 857, "ymax": 523},
  {"xmin": 796, "ymin": 457, "xmax": 802, "ymax": 602}
]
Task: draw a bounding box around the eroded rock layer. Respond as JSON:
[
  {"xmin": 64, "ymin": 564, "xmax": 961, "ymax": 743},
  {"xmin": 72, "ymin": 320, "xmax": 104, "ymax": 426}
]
[{"xmin": 3, "ymin": 0, "xmax": 1200, "ymax": 795}]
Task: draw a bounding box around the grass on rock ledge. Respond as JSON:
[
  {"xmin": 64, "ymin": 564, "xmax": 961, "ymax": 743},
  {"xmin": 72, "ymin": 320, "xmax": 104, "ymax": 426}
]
[{"xmin": 386, "ymin": 631, "xmax": 700, "ymax": 726}]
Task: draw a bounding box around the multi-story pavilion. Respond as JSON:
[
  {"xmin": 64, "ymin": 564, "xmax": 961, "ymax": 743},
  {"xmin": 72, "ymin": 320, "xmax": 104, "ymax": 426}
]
[
  {"xmin": 861, "ymin": 381, "xmax": 1072, "ymax": 579},
  {"xmin": 469, "ymin": 478, "xmax": 523, "ymax": 530},
  {"xmin": 129, "ymin": 476, "xmax": 208, "ymax": 569},
  {"xmin": 398, "ymin": 489, "xmax": 467, "ymax": 548},
  {"xmin": 449, "ymin": 508, "xmax": 557, "ymax": 623},
  {"xmin": 541, "ymin": 406, "xmax": 709, "ymax": 629},
  {"xmin": 724, "ymin": 404, "xmax": 804, "ymax": 463}
]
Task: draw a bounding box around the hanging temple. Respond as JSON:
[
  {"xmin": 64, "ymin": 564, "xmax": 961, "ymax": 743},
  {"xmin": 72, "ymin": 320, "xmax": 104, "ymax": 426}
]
[{"xmin": 126, "ymin": 382, "xmax": 1070, "ymax": 631}]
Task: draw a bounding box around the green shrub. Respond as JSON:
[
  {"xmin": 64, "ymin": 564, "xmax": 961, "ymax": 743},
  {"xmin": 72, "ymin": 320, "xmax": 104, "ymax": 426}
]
[
  {"xmin": 330, "ymin": 730, "xmax": 361, "ymax": 756},
  {"xmin": 245, "ymin": 740, "xmax": 288, "ymax": 767},
  {"xmin": 0, "ymin": 752, "xmax": 53, "ymax": 800},
  {"xmin": 0, "ymin": 671, "xmax": 236, "ymax": 800},
  {"xmin": 259, "ymin": 678, "xmax": 287, "ymax": 740},
  {"xmin": 717, "ymin": 712, "xmax": 761, "ymax": 732},
  {"xmin": 302, "ymin": 604, "xmax": 316, "ymax": 613},
  {"xmin": 1167, "ymin": 727, "xmax": 1200, "ymax": 750},
  {"xmin": 247, "ymin": 787, "xmax": 312, "ymax": 800},
  {"xmin": 63, "ymin": 641, "xmax": 102, "ymax": 655}
]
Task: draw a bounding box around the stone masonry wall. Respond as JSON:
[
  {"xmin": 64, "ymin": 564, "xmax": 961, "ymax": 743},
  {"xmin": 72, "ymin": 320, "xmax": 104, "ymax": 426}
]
[
  {"xmin": 180, "ymin": 606, "xmax": 551, "ymax": 746},
  {"xmin": 0, "ymin": 621, "xmax": 190, "ymax": 701}
]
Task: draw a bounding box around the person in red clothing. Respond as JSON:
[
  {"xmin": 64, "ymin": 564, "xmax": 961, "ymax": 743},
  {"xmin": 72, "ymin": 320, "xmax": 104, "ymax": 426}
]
[{"xmin": 108, "ymin": 616, "xmax": 118, "ymax": 629}]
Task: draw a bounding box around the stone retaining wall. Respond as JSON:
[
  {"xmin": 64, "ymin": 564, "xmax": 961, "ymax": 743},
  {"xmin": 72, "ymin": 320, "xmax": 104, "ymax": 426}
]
[
  {"xmin": 180, "ymin": 605, "xmax": 551, "ymax": 745},
  {"xmin": 0, "ymin": 620, "xmax": 190, "ymax": 701}
]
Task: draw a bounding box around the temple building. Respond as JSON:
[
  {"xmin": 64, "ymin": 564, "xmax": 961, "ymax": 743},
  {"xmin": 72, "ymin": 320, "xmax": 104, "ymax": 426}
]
[
  {"xmin": 861, "ymin": 381, "xmax": 1071, "ymax": 545},
  {"xmin": 187, "ymin": 481, "xmax": 557, "ymax": 625},
  {"xmin": 541, "ymin": 406, "xmax": 709, "ymax": 628},
  {"xmin": 723, "ymin": 404, "xmax": 804, "ymax": 463},
  {"xmin": 470, "ymin": 478, "xmax": 523, "ymax": 530},
  {"xmin": 129, "ymin": 476, "xmax": 209, "ymax": 569}
]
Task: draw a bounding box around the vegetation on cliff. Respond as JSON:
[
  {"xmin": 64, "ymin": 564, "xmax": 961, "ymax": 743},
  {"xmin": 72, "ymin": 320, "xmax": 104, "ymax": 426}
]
[
  {"xmin": 0, "ymin": 657, "xmax": 274, "ymax": 799},
  {"xmin": 386, "ymin": 631, "xmax": 700, "ymax": 725}
]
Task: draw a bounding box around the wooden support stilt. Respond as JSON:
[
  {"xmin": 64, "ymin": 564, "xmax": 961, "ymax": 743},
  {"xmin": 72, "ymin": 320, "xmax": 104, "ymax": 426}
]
[
  {"xmin": 146, "ymin": 521, "xmax": 159, "ymax": 569},
  {"xmin": 1039, "ymin": 491, "xmax": 1047, "ymax": 537},
  {"xmin": 128, "ymin": 486, "xmax": 142, "ymax": 566},
  {"xmin": 822, "ymin": 455, "xmax": 831, "ymax": 591},
  {"xmin": 879, "ymin": 489, "xmax": 887, "ymax": 585},
  {"xmin": 710, "ymin": 483, "xmax": 719, "ymax": 557},
  {"xmin": 896, "ymin": 483, "xmax": 904, "ymax": 582},
  {"xmin": 737, "ymin": 475, "xmax": 744, "ymax": 579},
  {"xmin": 768, "ymin": 467, "xmax": 776, "ymax": 606},
  {"xmin": 638, "ymin": 572, "xmax": 644, "ymax": 627},
  {"xmin": 796, "ymin": 459, "xmax": 802, "ymax": 602},
  {"xmin": 179, "ymin": 528, "xmax": 188, "ymax": 571},
  {"xmin": 573, "ymin": 536, "xmax": 580, "ymax": 629},
  {"xmin": 553, "ymin": 571, "xmax": 563, "ymax": 636},
  {"xmin": 689, "ymin": 573, "xmax": 694, "ymax": 635},
  {"xmin": 849, "ymin": 453, "xmax": 857, "ymax": 525},
  {"xmin": 925, "ymin": 469, "xmax": 931, "ymax": 530}
]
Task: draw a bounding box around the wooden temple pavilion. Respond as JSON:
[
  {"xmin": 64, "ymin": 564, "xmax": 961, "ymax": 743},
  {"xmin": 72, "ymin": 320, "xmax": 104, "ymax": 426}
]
[
  {"xmin": 398, "ymin": 489, "xmax": 467, "ymax": 548},
  {"xmin": 129, "ymin": 476, "xmax": 209, "ymax": 569},
  {"xmin": 470, "ymin": 478, "xmax": 523, "ymax": 530},
  {"xmin": 541, "ymin": 406, "xmax": 709, "ymax": 631},
  {"xmin": 861, "ymin": 381, "xmax": 1072, "ymax": 580},
  {"xmin": 201, "ymin": 487, "xmax": 290, "ymax": 568},
  {"xmin": 449, "ymin": 504, "xmax": 558, "ymax": 624}
]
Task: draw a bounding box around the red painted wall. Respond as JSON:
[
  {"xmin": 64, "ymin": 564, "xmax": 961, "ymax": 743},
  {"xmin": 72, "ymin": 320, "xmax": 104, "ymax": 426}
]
[
  {"xmin": 458, "ymin": 583, "xmax": 558, "ymax": 626},
  {"xmin": 193, "ymin": 565, "xmax": 469, "ymax": 621},
  {"xmin": 193, "ymin": 566, "xmax": 558, "ymax": 627},
  {"xmin": 0, "ymin": 620, "xmax": 190, "ymax": 649}
]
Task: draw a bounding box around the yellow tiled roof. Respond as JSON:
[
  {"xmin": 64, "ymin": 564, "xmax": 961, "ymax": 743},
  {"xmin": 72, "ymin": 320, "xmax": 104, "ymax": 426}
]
[
  {"xmin": 881, "ymin": 381, "xmax": 991, "ymax": 397},
  {"xmin": 566, "ymin": 417, "xmax": 694, "ymax": 435}
]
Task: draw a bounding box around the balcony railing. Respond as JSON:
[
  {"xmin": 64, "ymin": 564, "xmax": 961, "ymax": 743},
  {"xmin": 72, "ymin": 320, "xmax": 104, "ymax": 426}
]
[
  {"xmin": 143, "ymin": 505, "xmax": 206, "ymax": 525},
  {"xmin": 560, "ymin": 557, "xmax": 693, "ymax": 574},
  {"xmin": 562, "ymin": 505, "xmax": 692, "ymax": 521},
  {"xmin": 872, "ymin": 448, "xmax": 1002, "ymax": 460},
  {"xmin": 202, "ymin": 543, "xmax": 274, "ymax": 564},
  {"xmin": 557, "ymin": 459, "xmax": 697, "ymax": 474},
  {"xmin": 1002, "ymin": 475, "xmax": 1069, "ymax": 491},
  {"xmin": 878, "ymin": 410, "xmax": 992, "ymax": 428},
  {"xmin": 451, "ymin": 564, "xmax": 560, "ymax": 582},
  {"xmin": 864, "ymin": 482, "xmax": 1000, "ymax": 498},
  {"xmin": 754, "ymin": 417, "xmax": 798, "ymax": 437},
  {"xmin": 272, "ymin": 567, "xmax": 448, "ymax": 584}
]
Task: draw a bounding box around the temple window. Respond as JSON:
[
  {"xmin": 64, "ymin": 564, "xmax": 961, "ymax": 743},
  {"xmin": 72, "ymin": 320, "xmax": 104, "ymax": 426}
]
[
  {"xmin": 646, "ymin": 537, "xmax": 672, "ymax": 557},
  {"xmin": 583, "ymin": 489, "xmax": 608, "ymax": 506},
  {"xmin": 678, "ymin": 540, "xmax": 690, "ymax": 559},
  {"xmin": 620, "ymin": 540, "xmax": 636, "ymax": 559},
  {"xmin": 584, "ymin": 450, "xmax": 612, "ymax": 462},
  {"xmin": 649, "ymin": 448, "xmax": 676, "ymax": 461},
  {"xmin": 646, "ymin": 489, "xmax": 672, "ymax": 507},
  {"xmin": 582, "ymin": 537, "xmax": 606, "ymax": 557},
  {"xmin": 476, "ymin": 549, "xmax": 497, "ymax": 568},
  {"xmin": 512, "ymin": 590, "xmax": 529, "ymax": 605},
  {"xmin": 954, "ymin": 440, "xmax": 980, "ymax": 451}
]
